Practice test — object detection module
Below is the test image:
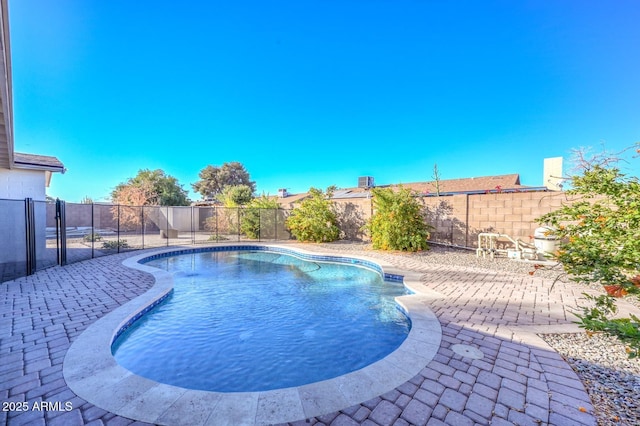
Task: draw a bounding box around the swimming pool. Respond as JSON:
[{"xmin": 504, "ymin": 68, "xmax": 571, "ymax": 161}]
[{"xmin": 111, "ymin": 248, "xmax": 411, "ymax": 392}]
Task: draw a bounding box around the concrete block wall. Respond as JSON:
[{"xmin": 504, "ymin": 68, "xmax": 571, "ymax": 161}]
[
  {"xmin": 36, "ymin": 191, "xmax": 573, "ymax": 249},
  {"xmin": 333, "ymin": 198, "xmax": 372, "ymax": 241},
  {"xmin": 422, "ymin": 195, "xmax": 471, "ymax": 247},
  {"xmin": 47, "ymin": 203, "xmax": 120, "ymax": 230},
  {"xmin": 421, "ymin": 191, "xmax": 569, "ymax": 248},
  {"xmin": 333, "ymin": 190, "xmax": 571, "ymax": 248}
]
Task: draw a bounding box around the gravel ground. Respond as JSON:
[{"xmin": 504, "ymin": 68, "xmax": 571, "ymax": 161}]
[
  {"xmin": 541, "ymin": 333, "xmax": 640, "ymax": 426},
  {"xmin": 316, "ymin": 241, "xmax": 640, "ymax": 426}
]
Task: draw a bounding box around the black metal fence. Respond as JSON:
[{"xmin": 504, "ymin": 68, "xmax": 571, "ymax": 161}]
[{"xmin": 0, "ymin": 198, "xmax": 293, "ymax": 283}]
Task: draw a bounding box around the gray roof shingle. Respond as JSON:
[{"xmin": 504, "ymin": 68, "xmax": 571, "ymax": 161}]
[{"xmin": 14, "ymin": 152, "xmax": 65, "ymax": 172}]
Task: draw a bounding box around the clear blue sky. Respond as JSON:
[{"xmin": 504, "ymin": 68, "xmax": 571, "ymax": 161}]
[{"xmin": 9, "ymin": 0, "xmax": 640, "ymax": 202}]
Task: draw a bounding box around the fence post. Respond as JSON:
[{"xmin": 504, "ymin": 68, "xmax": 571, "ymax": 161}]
[
  {"xmin": 91, "ymin": 202, "xmax": 95, "ymax": 258},
  {"xmin": 55, "ymin": 198, "xmax": 67, "ymax": 266},
  {"xmin": 24, "ymin": 198, "xmax": 37, "ymax": 274},
  {"xmin": 141, "ymin": 206, "xmax": 145, "ymax": 249},
  {"xmin": 117, "ymin": 204, "xmax": 121, "ymax": 253},
  {"xmin": 191, "ymin": 206, "xmax": 195, "ymax": 245},
  {"xmin": 465, "ymin": 194, "xmax": 470, "ymax": 248}
]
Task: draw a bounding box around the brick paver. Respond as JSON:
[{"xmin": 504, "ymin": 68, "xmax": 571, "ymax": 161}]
[
  {"xmin": 1, "ymin": 254, "xmax": 156, "ymax": 426},
  {"xmin": 1, "ymin": 242, "xmax": 625, "ymax": 425}
]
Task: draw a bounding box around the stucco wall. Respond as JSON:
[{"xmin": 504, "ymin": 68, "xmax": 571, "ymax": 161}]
[{"xmin": 0, "ymin": 169, "xmax": 46, "ymax": 201}]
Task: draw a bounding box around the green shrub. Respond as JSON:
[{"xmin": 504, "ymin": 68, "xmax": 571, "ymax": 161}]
[
  {"xmin": 365, "ymin": 186, "xmax": 431, "ymax": 251},
  {"xmin": 207, "ymin": 235, "xmax": 229, "ymax": 241},
  {"xmin": 83, "ymin": 232, "xmax": 102, "ymax": 242},
  {"xmin": 102, "ymin": 239, "xmax": 130, "ymax": 250},
  {"xmin": 537, "ymin": 151, "xmax": 640, "ymax": 357},
  {"xmin": 241, "ymin": 196, "xmax": 280, "ymax": 239},
  {"xmin": 286, "ymin": 187, "xmax": 340, "ymax": 243}
]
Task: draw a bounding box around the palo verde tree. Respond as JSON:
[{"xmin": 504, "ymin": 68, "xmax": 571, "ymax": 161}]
[
  {"xmin": 365, "ymin": 186, "xmax": 431, "ymax": 251},
  {"xmin": 537, "ymin": 143, "xmax": 640, "ymax": 357},
  {"xmin": 286, "ymin": 186, "xmax": 340, "ymax": 243},
  {"xmin": 192, "ymin": 162, "xmax": 256, "ymax": 201}
]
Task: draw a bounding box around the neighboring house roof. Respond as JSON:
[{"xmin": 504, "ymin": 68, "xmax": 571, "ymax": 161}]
[
  {"xmin": 332, "ymin": 187, "xmax": 370, "ymax": 199},
  {"xmin": 274, "ymin": 174, "xmax": 544, "ymax": 204},
  {"xmin": 331, "ymin": 174, "xmax": 530, "ymax": 198},
  {"xmin": 273, "ymin": 192, "xmax": 311, "ymax": 208},
  {"xmin": 400, "ymin": 174, "xmax": 526, "ymax": 194}
]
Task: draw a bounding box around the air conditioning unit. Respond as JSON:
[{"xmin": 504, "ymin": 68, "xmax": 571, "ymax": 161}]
[{"xmin": 358, "ymin": 176, "xmax": 374, "ymax": 188}]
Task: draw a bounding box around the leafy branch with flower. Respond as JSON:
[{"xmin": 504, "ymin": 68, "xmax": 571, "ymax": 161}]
[{"xmin": 537, "ymin": 143, "xmax": 640, "ymax": 357}]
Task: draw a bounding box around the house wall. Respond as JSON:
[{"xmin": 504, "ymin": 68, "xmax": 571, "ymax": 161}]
[{"xmin": 0, "ymin": 168, "xmax": 46, "ymax": 201}]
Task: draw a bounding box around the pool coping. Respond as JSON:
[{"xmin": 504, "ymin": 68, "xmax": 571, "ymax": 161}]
[{"xmin": 63, "ymin": 243, "xmax": 443, "ymax": 426}]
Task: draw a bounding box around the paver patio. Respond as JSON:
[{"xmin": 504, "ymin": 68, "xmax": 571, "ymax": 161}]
[{"xmin": 2, "ymin": 242, "xmax": 638, "ymax": 425}]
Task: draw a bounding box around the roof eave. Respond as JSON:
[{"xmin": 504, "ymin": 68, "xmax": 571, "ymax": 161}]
[
  {"xmin": 0, "ymin": 0, "xmax": 14, "ymax": 169},
  {"xmin": 13, "ymin": 161, "xmax": 66, "ymax": 174}
]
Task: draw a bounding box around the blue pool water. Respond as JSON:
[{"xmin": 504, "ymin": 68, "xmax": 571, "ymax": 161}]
[{"xmin": 112, "ymin": 250, "xmax": 411, "ymax": 392}]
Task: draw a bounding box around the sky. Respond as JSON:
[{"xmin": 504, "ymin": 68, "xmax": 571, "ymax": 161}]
[{"xmin": 9, "ymin": 0, "xmax": 640, "ymax": 202}]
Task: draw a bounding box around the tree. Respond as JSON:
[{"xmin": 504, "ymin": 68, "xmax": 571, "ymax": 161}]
[
  {"xmin": 286, "ymin": 187, "xmax": 340, "ymax": 243},
  {"xmin": 241, "ymin": 196, "xmax": 281, "ymax": 239},
  {"xmin": 220, "ymin": 184, "xmax": 254, "ymax": 207},
  {"xmin": 110, "ymin": 181, "xmax": 154, "ymax": 231},
  {"xmin": 111, "ymin": 169, "xmax": 189, "ymax": 206},
  {"xmin": 113, "ymin": 184, "xmax": 153, "ymax": 207},
  {"xmin": 537, "ymin": 143, "xmax": 640, "ymax": 357},
  {"xmin": 365, "ymin": 186, "xmax": 431, "ymax": 251},
  {"xmin": 213, "ymin": 184, "xmax": 255, "ymax": 237},
  {"xmin": 192, "ymin": 162, "xmax": 256, "ymax": 200}
]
